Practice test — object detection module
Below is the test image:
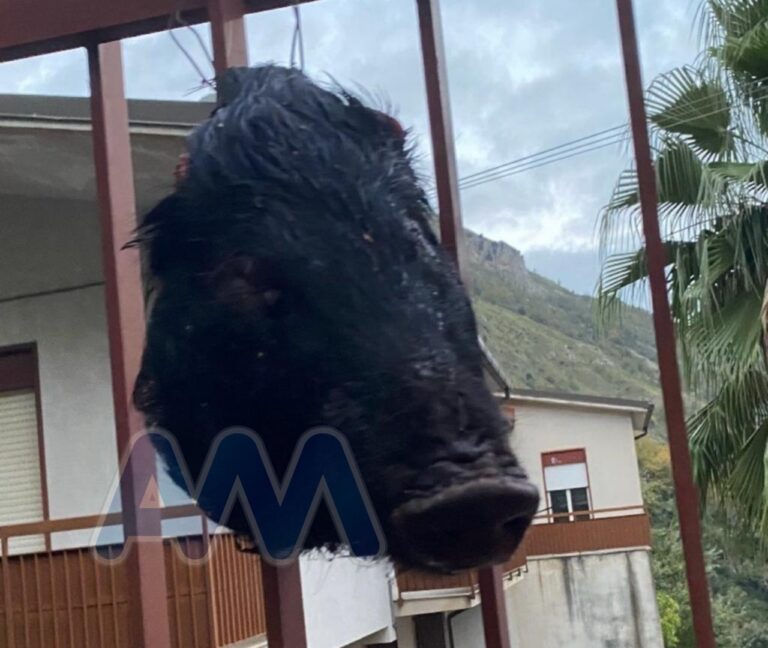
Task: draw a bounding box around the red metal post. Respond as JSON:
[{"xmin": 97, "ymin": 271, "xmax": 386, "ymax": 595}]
[
  {"xmin": 615, "ymin": 1, "xmax": 716, "ymax": 646},
  {"xmin": 260, "ymin": 562, "xmax": 308, "ymax": 648},
  {"xmin": 416, "ymin": 0, "xmax": 467, "ymax": 277},
  {"xmin": 478, "ymin": 566, "xmax": 511, "ymax": 648},
  {"xmin": 208, "ymin": 0, "xmax": 249, "ymax": 74},
  {"xmin": 417, "ymin": 1, "xmax": 509, "ymax": 645},
  {"xmin": 207, "ymin": 6, "xmax": 307, "ymax": 645},
  {"xmin": 88, "ymin": 41, "xmax": 172, "ymax": 648},
  {"xmin": 208, "ymin": 4, "xmax": 306, "ymax": 642}
]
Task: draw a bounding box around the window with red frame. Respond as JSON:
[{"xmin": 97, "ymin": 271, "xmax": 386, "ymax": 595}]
[{"xmin": 542, "ymin": 449, "xmax": 591, "ymax": 523}]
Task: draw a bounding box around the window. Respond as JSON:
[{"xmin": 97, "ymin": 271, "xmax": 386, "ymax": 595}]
[
  {"xmin": 542, "ymin": 449, "xmax": 591, "ymax": 523},
  {"xmin": 0, "ymin": 347, "xmax": 47, "ymax": 553}
]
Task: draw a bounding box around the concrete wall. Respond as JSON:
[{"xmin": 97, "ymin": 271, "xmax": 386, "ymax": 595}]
[
  {"xmin": 0, "ymin": 198, "xmax": 120, "ymax": 540},
  {"xmin": 451, "ymin": 550, "xmax": 662, "ymax": 648},
  {"xmin": 509, "ymin": 402, "xmax": 644, "ymax": 518},
  {"xmin": 0, "ymin": 196, "xmax": 104, "ymax": 299},
  {"xmin": 300, "ymin": 555, "xmax": 395, "ymax": 648}
]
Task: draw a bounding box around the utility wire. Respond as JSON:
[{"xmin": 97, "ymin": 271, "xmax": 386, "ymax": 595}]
[
  {"xmin": 290, "ymin": 4, "xmax": 306, "ymax": 70},
  {"xmin": 448, "ymin": 75, "xmax": 768, "ymax": 190},
  {"xmin": 442, "ymin": 82, "xmax": 768, "ymax": 194},
  {"xmin": 167, "ymin": 9, "xmax": 215, "ymax": 89},
  {"xmin": 458, "ymin": 124, "xmax": 627, "ymax": 184},
  {"xmin": 460, "ymin": 138, "xmax": 627, "ymax": 191},
  {"xmin": 459, "ymin": 130, "xmax": 628, "ymax": 189}
]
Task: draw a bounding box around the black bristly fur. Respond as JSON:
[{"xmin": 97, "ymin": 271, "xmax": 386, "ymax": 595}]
[{"xmin": 133, "ymin": 65, "xmax": 526, "ymax": 568}]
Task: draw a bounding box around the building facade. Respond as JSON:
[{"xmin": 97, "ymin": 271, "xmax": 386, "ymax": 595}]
[
  {"xmin": 0, "ymin": 95, "xmax": 662, "ymax": 648},
  {"xmin": 393, "ymin": 392, "xmax": 661, "ymax": 648}
]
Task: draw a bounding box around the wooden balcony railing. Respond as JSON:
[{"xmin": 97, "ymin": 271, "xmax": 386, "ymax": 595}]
[
  {"xmin": 396, "ymin": 506, "xmax": 651, "ymax": 597},
  {"xmin": 396, "ymin": 550, "xmax": 527, "ymax": 599},
  {"xmin": 0, "ymin": 506, "xmax": 266, "ymax": 648},
  {"xmin": 527, "ymin": 506, "xmax": 651, "ymax": 557}
]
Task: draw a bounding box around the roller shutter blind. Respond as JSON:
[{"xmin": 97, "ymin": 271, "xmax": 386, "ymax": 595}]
[{"xmin": 0, "ymin": 350, "xmax": 45, "ymax": 554}]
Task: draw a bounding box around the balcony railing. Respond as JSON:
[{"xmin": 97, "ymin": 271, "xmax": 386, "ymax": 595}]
[
  {"xmin": 528, "ymin": 505, "xmax": 651, "ymax": 557},
  {"xmin": 0, "ymin": 506, "xmax": 266, "ymax": 648},
  {"xmin": 396, "ymin": 505, "xmax": 651, "ymax": 597}
]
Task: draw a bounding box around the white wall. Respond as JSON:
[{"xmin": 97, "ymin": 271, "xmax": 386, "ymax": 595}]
[
  {"xmin": 0, "ymin": 196, "xmax": 104, "ymax": 298},
  {"xmin": 300, "ymin": 555, "xmax": 395, "ymax": 648},
  {"xmin": 508, "ymin": 402, "xmax": 644, "ymax": 517},
  {"xmin": 0, "ymin": 198, "xmax": 123, "ymax": 548},
  {"xmin": 0, "ymin": 286, "xmax": 119, "ymax": 537},
  {"xmin": 451, "ymin": 551, "xmax": 662, "ymax": 648}
]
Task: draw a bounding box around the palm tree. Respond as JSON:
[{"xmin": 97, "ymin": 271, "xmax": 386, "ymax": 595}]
[{"xmin": 598, "ymin": 0, "xmax": 768, "ymax": 532}]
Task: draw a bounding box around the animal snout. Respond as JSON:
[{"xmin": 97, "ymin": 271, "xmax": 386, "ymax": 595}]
[{"xmin": 390, "ymin": 476, "xmax": 539, "ymax": 571}]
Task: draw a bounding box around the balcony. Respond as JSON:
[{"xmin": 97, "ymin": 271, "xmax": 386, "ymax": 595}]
[
  {"xmin": 0, "ymin": 506, "xmax": 266, "ymax": 648},
  {"xmin": 0, "ymin": 504, "xmax": 652, "ymax": 646},
  {"xmin": 395, "ymin": 506, "xmax": 651, "ymax": 607}
]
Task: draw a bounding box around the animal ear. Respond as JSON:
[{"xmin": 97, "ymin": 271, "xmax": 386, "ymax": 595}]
[
  {"xmin": 377, "ymin": 112, "xmax": 406, "ymax": 142},
  {"xmin": 209, "ymin": 257, "xmax": 285, "ymax": 315}
]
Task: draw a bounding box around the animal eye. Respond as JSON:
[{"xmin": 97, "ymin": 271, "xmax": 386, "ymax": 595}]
[{"xmin": 209, "ymin": 257, "xmax": 286, "ymax": 314}]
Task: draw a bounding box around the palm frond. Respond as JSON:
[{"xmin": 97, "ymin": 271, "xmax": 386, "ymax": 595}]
[{"xmin": 648, "ymin": 66, "xmax": 733, "ymax": 156}]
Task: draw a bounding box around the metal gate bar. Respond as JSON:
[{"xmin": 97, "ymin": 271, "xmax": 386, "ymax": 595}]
[
  {"xmin": 614, "ymin": 1, "xmax": 716, "ymax": 646},
  {"xmin": 88, "ymin": 40, "xmax": 173, "ymax": 648}
]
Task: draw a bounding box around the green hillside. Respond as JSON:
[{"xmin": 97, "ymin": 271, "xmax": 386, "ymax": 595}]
[
  {"xmin": 468, "ymin": 233, "xmax": 658, "ymax": 400},
  {"xmin": 467, "ymin": 232, "xmax": 768, "ymax": 647}
]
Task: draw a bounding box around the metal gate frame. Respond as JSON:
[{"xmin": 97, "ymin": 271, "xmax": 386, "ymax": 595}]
[{"xmin": 0, "ymin": 1, "xmax": 716, "ymax": 646}]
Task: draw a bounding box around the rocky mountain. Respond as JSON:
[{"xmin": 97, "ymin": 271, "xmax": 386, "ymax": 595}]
[{"xmin": 466, "ymin": 232, "xmax": 661, "ymax": 412}]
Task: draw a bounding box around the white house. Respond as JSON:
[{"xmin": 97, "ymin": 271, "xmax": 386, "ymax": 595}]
[{"xmin": 0, "ymin": 94, "xmax": 662, "ymax": 648}]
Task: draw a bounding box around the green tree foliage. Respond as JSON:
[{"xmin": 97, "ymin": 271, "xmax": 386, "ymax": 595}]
[
  {"xmin": 658, "ymin": 592, "xmax": 682, "ymax": 647},
  {"xmin": 598, "ymin": 0, "xmax": 768, "ymax": 534},
  {"xmin": 637, "ymin": 437, "xmax": 768, "ymax": 646}
]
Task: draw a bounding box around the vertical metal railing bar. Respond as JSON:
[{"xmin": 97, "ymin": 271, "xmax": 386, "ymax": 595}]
[
  {"xmin": 233, "ymin": 541, "xmax": 248, "ymax": 637},
  {"xmin": 184, "ymin": 538, "xmax": 201, "ymax": 648},
  {"xmin": 261, "ymin": 562, "xmax": 307, "ymax": 648},
  {"xmin": 62, "ymin": 551, "xmax": 75, "ymax": 647},
  {"xmin": 169, "ymin": 543, "xmax": 183, "ymax": 648},
  {"xmin": 77, "ymin": 551, "xmax": 90, "ymax": 648},
  {"xmin": 614, "ymin": 1, "xmax": 717, "ymax": 646},
  {"xmin": 93, "ymin": 554, "xmax": 105, "ymax": 647},
  {"xmin": 416, "ymin": 0, "xmax": 467, "ymax": 276},
  {"xmin": 416, "ymin": 0, "xmax": 511, "ymax": 646},
  {"xmin": 88, "ymin": 39, "xmax": 173, "ymax": 648},
  {"xmin": 33, "ymin": 554, "xmax": 44, "ymax": 647},
  {"xmin": 48, "ymin": 548, "xmax": 59, "ymax": 648},
  {"xmin": 19, "ymin": 555, "xmax": 30, "ymax": 648},
  {"xmin": 201, "ymin": 517, "xmax": 220, "ymax": 647},
  {"xmin": 1, "ymin": 538, "xmax": 14, "ymax": 647},
  {"xmin": 107, "ymin": 550, "xmax": 120, "ymax": 648}
]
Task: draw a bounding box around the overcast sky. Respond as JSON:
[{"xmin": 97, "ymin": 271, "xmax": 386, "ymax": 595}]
[{"xmin": 0, "ymin": 0, "xmax": 701, "ymax": 295}]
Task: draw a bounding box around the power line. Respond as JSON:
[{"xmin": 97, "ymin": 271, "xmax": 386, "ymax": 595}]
[
  {"xmin": 449, "ymin": 75, "xmax": 768, "ymax": 190},
  {"xmin": 460, "ymin": 138, "xmax": 627, "ymax": 191},
  {"xmin": 459, "ymin": 131, "xmax": 627, "ymax": 190},
  {"xmin": 458, "ymin": 123, "xmax": 627, "ymax": 184},
  {"xmin": 444, "ymin": 83, "xmax": 768, "ymax": 193}
]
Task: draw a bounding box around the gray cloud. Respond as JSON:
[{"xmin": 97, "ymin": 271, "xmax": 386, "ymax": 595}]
[{"xmin": 0, "ymin": 0, "xmax": 699, "ymax": 292}]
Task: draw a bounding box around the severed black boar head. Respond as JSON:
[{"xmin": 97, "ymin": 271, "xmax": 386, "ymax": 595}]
[{"xmin": 133, "ymin": 65, "xmax": 538, "ymax": 572}]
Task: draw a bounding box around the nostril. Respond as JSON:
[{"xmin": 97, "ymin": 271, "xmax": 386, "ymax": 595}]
[{"xmin": 502, "ymin": 514, "xmax": 532, "ymax": 540}]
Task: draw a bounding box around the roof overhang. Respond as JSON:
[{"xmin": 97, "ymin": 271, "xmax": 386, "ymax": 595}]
[
  {"xmin": 0, "ymin": 94, "xmax": 210, "ymax": 207},
  {"xmin": 502, "ymin": 388, "xmax": 654, "ymax": 437}
]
